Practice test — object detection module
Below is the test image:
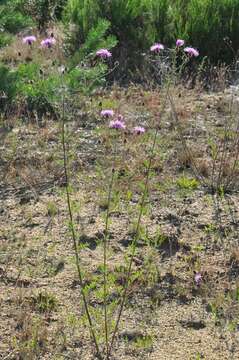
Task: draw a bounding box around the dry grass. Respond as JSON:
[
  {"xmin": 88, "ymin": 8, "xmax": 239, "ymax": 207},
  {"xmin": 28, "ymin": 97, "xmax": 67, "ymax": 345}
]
[{"xmin": 1, "ymin": 85, "xmax": 239, "ymax": 359}]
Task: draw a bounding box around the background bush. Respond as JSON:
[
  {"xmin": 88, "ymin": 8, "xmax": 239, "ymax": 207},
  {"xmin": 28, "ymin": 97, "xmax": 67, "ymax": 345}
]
[
  {"xmin": 0, "ymin": 0, "xmax": 33, "ymax": 48},
  {"xmin": 171, "ymin": 0, "xmax": 239, "ymax": 62},
  {"xmin": 23, "ymin": 0, "xmax": 68, "ymax": 31},
  {"xmin": 0, "ymin": 64, "xmax": 18, "ymax": 102},
  {"xmin": 1, "ymin": 0, "xmax": 239, "ymax": 112},
  {"xmin": 0, "ymin": 56, "xmax": 110, "ymax": 117},
  {"xmin": 64, "ymin": 0, "xmax": 170, "ymax": 80},
  {"xmin": 1, "ymin": 1, "xmax": 239, "ymax": 65},
  {"xmin": 66, "ymin": 18, "xmax": 117, "ymax": 67},
  {"xmin": 0, "ymin": 0, "xmax": 33, "ymax": 34},
  {"xmin": 64, "ymin": 0, "xmax": 239, "ymax": 80}
]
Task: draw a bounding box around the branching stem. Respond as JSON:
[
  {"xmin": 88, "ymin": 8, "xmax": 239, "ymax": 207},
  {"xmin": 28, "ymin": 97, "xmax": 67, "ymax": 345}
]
[{"xmin": 61, "ymin": 90, "xmax": 101, "ymax": 359}]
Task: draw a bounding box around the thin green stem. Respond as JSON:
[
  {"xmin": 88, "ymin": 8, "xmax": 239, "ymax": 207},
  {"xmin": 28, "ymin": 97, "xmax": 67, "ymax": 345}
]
[
  {"xmin": 108, "ymin": 90, "xmax": 169, "ymax": 358},
  {"xmin": 103, "ymin": 166, "xmax": 115, "ymax": 359},
  {"xmin": 61, "ymin": 90, "xmax": 101, "ymax": 359},
  {"xmin": 108, "ymin": 133, "xmax": 156, "ymax": 358}
]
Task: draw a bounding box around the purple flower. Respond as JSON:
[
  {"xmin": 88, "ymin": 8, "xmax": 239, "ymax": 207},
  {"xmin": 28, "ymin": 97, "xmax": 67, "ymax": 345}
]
[
  {"xmin": 194, "ymin": 272, "xmax": 202, "ymax": 286},
  {"xmin": 150, "ymin": 43, "xmax": 164, "ymax": 53},
  {"xmin": 101, "ymin": 109, "xmax": 114, "ymax": 118},
  {"xmin": 96, "ymin": 49, "xmax": 112, "ymax": 59},
  {"xmin": 184, "ymin": 47, "xmax": 199, "ymax": 57},
  {"xmin": 41, "ymin": 38, "xmax": 56, "ymax": 48},
  {"xmin": 23, "ymin": 36, "xmax": 36, "ymax": 45},
  {"xmin": 109, "ymin": 119, "xmax": 126, "ymax": 130},
  {"xmin": 176, "ymin": 39, "xmax": 185, "ymax": 47},
  {"xmin": 133, "ymin": 126, "xmax": 145, "ymax": 135}
]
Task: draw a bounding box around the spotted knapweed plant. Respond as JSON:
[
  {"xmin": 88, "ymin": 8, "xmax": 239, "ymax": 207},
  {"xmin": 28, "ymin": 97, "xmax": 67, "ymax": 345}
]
[
  {"xmin": 23, "ymin": 35, "xmax": 37, "ymax": 45},
  {"xmin": 40, "ymin": 39, "xmax": 185, "ymax": 359},
  {"xmin": 20, "ymin": 34, "xmax": 212, "ymax": 360},
  {"xmin": 148, "ymin": 39, "xmax": 200, "ymax": 86}
]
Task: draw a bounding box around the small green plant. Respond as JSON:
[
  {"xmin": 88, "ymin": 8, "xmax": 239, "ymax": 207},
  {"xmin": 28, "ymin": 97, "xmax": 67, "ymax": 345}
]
[
  {"xmin": 0, "ymin": 64, "xmax": 18, "ymax": 108},
  {"xmin": 132, "ymin": 334, "xmax": 154, "ymax": 350},
  {"xmin": 0, "ymin": 0, "xmax": 33, "ymax": 34},
  {"xmin": 47, "ymin": 201, "xmax": 58, "ymax": 217},
  {"xmin": 195, "ymin": 353, "xmax": 203, "ymax": 360},
  {"xmin": 177, "ymin": 176, "xmax": 199, "ymax": 190},
  {"xmin": 31, "ymin": 291, "xmax": 58, "ymax": 313},
  {"xmin": 204, "ymin": 223, "xmax": 217, "ymax": 235},
  {"xmin": 13, "ymin": 314, "xmax": 48, "ymax": 358},
  {"xmin": 149, "ymin": 228, "xmax": 169, "ymax": 248}
]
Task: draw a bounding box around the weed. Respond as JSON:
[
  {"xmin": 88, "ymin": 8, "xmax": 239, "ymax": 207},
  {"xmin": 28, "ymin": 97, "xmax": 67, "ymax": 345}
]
[
  {"xmin": 203, "ymin": 223, "xmax": 217, "ymax": 235},
  {"xmin": 131, "ymin": 333, "xmax": 154, "ymax": 350},
  {"xmin": 148, "ymin": 228, "xmax": 169, "ymax": 249},
  {"xmin": 47, "ymin": 200, "xmax": 58, "ymax": 217},
  {"xmin": 177, "ymin": 176, "xmax": 199, "ymax": 190},
  {"xmin": 30, "ymin": 291, "xmax": 58, "ymax": 313},
  {"xmin": 13, "ymin": 313, "xmax": 48, "ymax": 358}
]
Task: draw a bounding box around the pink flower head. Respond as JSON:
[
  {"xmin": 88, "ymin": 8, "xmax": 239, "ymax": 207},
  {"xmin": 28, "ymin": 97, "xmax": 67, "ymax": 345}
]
[
  {"xmin": 150, "ymin": 43, "xmax": 164, "ymax": 53},
  {"xmin": 194, "ymin": 272, "xmax": 202, "ymax": 286},
  {"xmin": 101, "ymin": 109, "xmax": 114, "ymax": 118},
  {"xmin": 41, "ymin": 38, "xmax": 56, "ymax": 48},
  {"xmin": 96, "ymin": 49, "xmax": 112, "ymax": 59},
  {"xmin": 184, "ymin": 47, "xmax": 199, "ymax": 57},
  {"xmin": 23, "ymin": 36, "xmax": 36, "ymax": 45},
  {"xmin": 133, "ymin": 126, "xmax": 145, "ymax": 135},
  {"xmin": 109, "ymin": 119, "xmax": 126, "ymax": 130},
  {"xmin": 176, "ymin": 39, "xmax": 185, "ymax": 47}
]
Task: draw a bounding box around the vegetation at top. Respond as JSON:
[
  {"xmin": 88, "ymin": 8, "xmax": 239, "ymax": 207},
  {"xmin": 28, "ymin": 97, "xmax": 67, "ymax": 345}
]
[
  {"xmin": 0, "ymin": 0, "xmax": 238, "ymax": 115},
  {"xmin": 1, "ymin": 0, "xmax": 239, "ymax": 64},
  {"xmin": 64, "ymin": 0, "xmax": 239, "ymax": 64}
]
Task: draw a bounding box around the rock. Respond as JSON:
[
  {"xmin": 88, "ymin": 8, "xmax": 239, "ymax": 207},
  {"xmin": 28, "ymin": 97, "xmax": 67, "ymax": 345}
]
[{"xmin": 178, "ymin": 319, "xmax": 206, "ymax": 330}]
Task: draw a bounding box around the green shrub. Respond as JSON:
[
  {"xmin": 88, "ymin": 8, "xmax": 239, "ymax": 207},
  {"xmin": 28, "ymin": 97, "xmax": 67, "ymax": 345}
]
[
  {"xmin": 0, "ymin": 64, "xmax": 18, "ymax": 104},
  {"xmin": 4, "ymin": 56, "xmax": 110, "ymax": 117},
  {"xmin": 64, "ymin": 0, "xmax": 239, "ymax": 80},
  {"xmin": 23, "ymin": 0, "xmax": 67, "ymax": 30},
  {"xmin": 66, "ymin": 64, "xmax": 108, "ymax": 94},
  {"xmin": 66, "ymin": 19, "xmax": 117, "ymax": 65},
  {"xmin": 64, "ymin": 16, "xmax": 117, "ymax": 89},
  {"xmin": 23, "ymin": 0, "xmax": 51, "ymax": 31},
  {"xmin": 172, "ymin": 0, "xmax": 239, "ymax": 62},
  {"xmin": 0, "ymin": 0, "xmax": 33, "ymax": 34},
  {"xmin": 16, "ymin": 63, "xmax": 61, "ymax": 117},
  {"xmin": 64, "ymin": 0, "xmax": 169, "ymax": 79},
  {"xmin": 0, "ymin": 33, "xmax": 13, "ymax": 48},
  {"xmin": 64, "ymin": 0, "xmax": 169, "ymax": 50}
]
